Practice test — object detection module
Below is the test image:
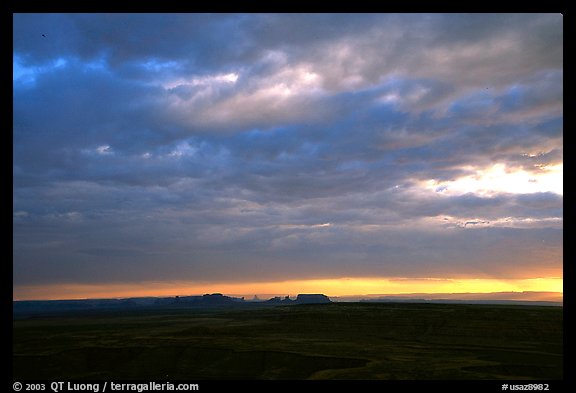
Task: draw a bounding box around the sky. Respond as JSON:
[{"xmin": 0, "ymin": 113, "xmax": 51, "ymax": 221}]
[{"xmin": 13, "ymin": 13, "xmax": 563, "ymax": 300}]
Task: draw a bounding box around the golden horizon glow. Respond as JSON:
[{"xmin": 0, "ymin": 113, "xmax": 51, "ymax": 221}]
[{"xmin": 13, "ymin": 276, "xmax": 563, "ymax": 301}]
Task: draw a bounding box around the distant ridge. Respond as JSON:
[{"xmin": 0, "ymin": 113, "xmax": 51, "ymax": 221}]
[
  {"xmin": 355, "ymin": 298, "xmax": 562, "ymax": 307},
  {"xmin": 13, "ymin": 291, "xmax": 562, "ymax": 317},
  {"xmin": 263, "ymin": 293, "xmax": 332, "ymax": 305},
  {"xmin": 333, "ymin": 291, "xmax": 563, "ymax": 306},
  {"xmin": 155, "ymin": 293, "xmax": 245, "ymax": 306},
  {"xmin": 13, "ymin": 293, "xmax": 333, "ymax": 316}
]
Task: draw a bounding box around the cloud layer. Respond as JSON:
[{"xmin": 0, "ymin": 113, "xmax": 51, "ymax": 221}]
[{"xmin": 13, "ymin": 14, "xmax": 563, "ymax": 290}]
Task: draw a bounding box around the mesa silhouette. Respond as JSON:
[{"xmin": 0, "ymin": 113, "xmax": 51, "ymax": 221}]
[{"xmin": 13, "ymin": 293, "xmax": 331, "ymax": 316}]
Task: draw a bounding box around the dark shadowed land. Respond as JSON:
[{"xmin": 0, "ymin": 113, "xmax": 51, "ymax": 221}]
[{"xmin": 13, "ymin": 299, "xmax": 562, "ymax": 380}]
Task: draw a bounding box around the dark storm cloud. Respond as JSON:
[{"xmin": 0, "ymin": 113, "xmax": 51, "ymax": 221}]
[
  {"xmin": 13, "ymin": 14, "xmax": 253, "ymax": 72},
  {"xmin": 13, "ymin": 13, "xmax": 563, "ymax": 288}
]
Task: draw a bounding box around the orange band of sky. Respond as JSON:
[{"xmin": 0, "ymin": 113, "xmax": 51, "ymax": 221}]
[{"xmin": 13, "ymin": 276, "xmax": 563, "ymax": 301}]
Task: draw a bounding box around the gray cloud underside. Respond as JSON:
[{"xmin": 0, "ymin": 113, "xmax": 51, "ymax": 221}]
[{"xmin": 13, "ymin": 13, "xmax": 563, "ymax": 286}]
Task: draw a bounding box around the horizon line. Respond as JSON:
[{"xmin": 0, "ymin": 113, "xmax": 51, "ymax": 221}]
[
  {"xmin": 12, "ymin": 276, "xmax": 563, "ymax": 301},
  {"xmin": 13, "ymin": 289, "xmax": 564, "ymax": 303}
]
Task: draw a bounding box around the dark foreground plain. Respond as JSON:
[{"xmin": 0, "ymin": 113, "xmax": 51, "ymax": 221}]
[{"xmin": 13, "ymin": 302, "xmax": 562, "ymax": 380}]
